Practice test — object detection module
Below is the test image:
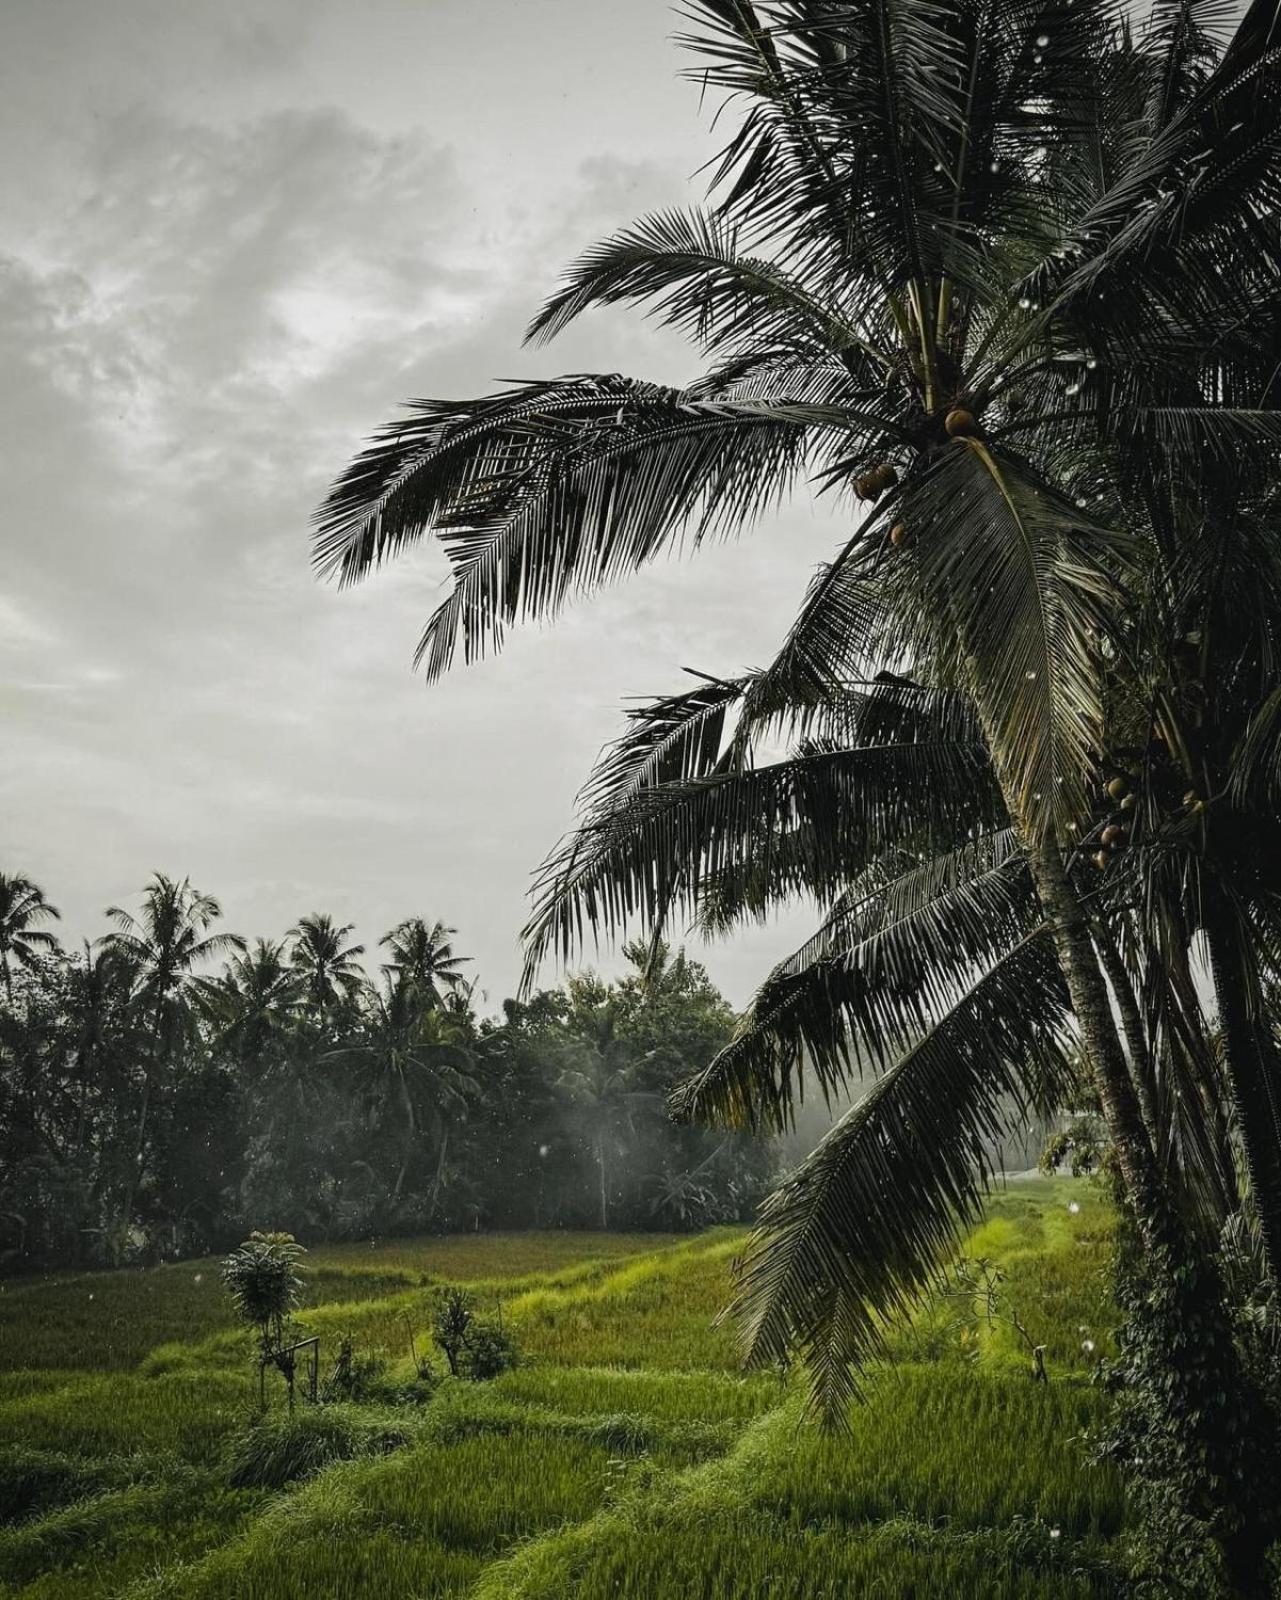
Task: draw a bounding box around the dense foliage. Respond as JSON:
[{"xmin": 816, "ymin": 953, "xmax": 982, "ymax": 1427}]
[{"xmin": 0, "ymin": 873, "xmax": 771, "ymax": 1272}]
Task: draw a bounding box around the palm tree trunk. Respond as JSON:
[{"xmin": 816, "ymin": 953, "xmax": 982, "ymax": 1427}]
[
  {"xmin": 427, "ymin": 1130, "xmax": 449, "ymax": 1224},
  {"xmin": 1203, "ymin": 890, "xmax": 1281, "ymax": 1281},
  {"xmin": 1026, "ymin": 838, "xmax": 1171, "ymax": 1243},
  {"xmin": 1030, "ymin": 838, "xmax": 1273, "ymax": 1594},
  {"xmin": 1092, "ymin": 927, "xmax": 1162, "ymax": 1149},
  {"xmin": 596, "ymin": 1133, "xmax": 608, "ymax": 1231},
  {"xmin": 392, "ymin": 1073, "xmax": 416, "ymax": 1206},
  {"xmin": 118, "ymin": 995, "xmax": 164, "ymax": 1250}
]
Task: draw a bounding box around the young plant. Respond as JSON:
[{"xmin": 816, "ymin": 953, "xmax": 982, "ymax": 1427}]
[
  {"xmin": 221, "ymin": 1230, "xmax": 308, "ymax": 1406},
  {"xmin": 430, "ymin": 1286, "xmax": 518, "ymax": 1379}
]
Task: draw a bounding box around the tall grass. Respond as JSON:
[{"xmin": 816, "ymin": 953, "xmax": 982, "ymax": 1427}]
[{"xmin": 0, "ymin": 1178, "xmax": 1127, "ymax": 1599}]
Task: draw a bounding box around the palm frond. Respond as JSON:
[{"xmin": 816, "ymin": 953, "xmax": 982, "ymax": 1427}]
[
  {"xmin": 727, "ymin": 928, "xmax": 1074, "ymax": 1415},
  {"xmin": 676, "ymin": 829, "xmax": 1033, "ymax": 1128},
  {"xmin": 316, "ymin": 377, "xmax": 894, "ymax": 681}
]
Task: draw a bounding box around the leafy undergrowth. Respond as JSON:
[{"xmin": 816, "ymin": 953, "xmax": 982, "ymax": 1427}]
[{"xmin": 0, "ymin": 1180, "xmax": 1130, "ymax": 1598}]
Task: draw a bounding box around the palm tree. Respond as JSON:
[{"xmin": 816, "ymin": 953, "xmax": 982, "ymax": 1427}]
[
  {"xmin": 0, "ymin": 874, "xmax": 61, "ymax": 1001},
  {"xmin": 339, "ymin": 972, "xmax": 478, "ymax": 1212},
  {"xmin": 314, "ymin": 0, "xmax": 1280, "ymax": 1256},
  {"xmin": 319, "ymin": 0, "xmax": 1281, "ymax": 1572},
  {"xmin": 288, "ymin": 913, "xmax": 365, "ymax": 1018},
  {"xmin": 379, "ymin": 917, "xmax": 470, "ymax": 1007},
  {"xmin": 557, "ymin": 995, "xmax": 662, "ymax": 1229},
  {"xmin": 100, "ymin": 875, "xmax": 242, "ymax": 1245},
  {"xmin": 199, "ymin": 939, "xmax": 300, "ymax": 1069}
]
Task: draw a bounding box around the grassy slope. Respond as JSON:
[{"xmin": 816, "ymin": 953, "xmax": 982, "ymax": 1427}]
[{"xmin": 0, "ymin": 1181, "xmax": 1126, "ymax": 1599}]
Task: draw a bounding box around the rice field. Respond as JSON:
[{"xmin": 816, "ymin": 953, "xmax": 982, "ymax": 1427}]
[{"xmin": 0, "ymin": 1180, "xmax": 1130, "ymax": 1597}]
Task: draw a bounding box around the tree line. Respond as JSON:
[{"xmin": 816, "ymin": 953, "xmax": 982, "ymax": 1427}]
[{"xmin": 0, "ymin": 871, "xmax": 771, "ymax": 1271}]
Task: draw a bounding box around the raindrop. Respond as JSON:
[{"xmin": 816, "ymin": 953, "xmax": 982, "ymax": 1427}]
[
  {"xmin": 1082, "ymin": 1338, "xmax": 1096, "ymax": 1354},
  {"xmin": 1036, "ymin": 32, "xmax": 1050, "ymax": 45},
  {"xmin": 1018, "ymin": 296, "xmax": 1032, "ymax": 309},
  {"xmin": 1025, "ymin": 670, "xmax": 1038, "ymax": 680},
  {"xmin": 1086, "ymin": 357, "xmax": 1098, "ymax": 369},
  {"xmin": 1068, "ymin": 1201, "xmax": 1081, "ymax": 1214},
  {"xmin": 989, "ymin": 161, "xmax": 1000, "ymax": 172},
  {"xmin": 1033, "ymin": 53, "xmax": 1042, "ymax": 63}
]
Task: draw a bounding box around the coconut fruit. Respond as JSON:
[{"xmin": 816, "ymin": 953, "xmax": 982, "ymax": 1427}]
[
  {"xmin": 1093, "ymin": 851, "xmax": 1109, "ymax": 870},
  {"xmin": 889, "ymin": 523, "xmax": 908, "ymax": 548},
  {"xmin": 871, "ymin": 463, "xmax": 899, "ymax": 492},
  {"xmin": 1183, "ymin": 789, "xmax": 1199, "ymax": 808},
  {"xmin": 1120, "ymin": 794, "xmax": 1135, "ymax": 812},
  {"xmin": 1101, "ymin": 825, "xmax": 1126, "ymax": 847},
  {"xmin": 945, "ymin": 407, "xmax": 977, "ymax": 437},
  {"xmin": 1106, "ymin": 777, "xmax": 1128, "ymax": 799}
]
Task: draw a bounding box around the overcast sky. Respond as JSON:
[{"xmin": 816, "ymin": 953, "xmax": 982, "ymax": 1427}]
[{"xmin": 1, "ymin": 0, "xmax": 846, "ymax": 1008}]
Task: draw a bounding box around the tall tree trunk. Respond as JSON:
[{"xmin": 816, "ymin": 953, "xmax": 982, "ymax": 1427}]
[
  {"xmin": 392, "ymin": 1072, "xmax": 416, "ymax": 1206},
  {"xmin": 117, "ymin": 995, "xmax": 165, "ymax": 1255},
  {"xmin": 427, "ymin": 1129, "xmax": 449, "ymax": 1224},
  {"xmin": 596, "ymin": 1133, "xmax": 608, "ymax": 1231},
  {"xmin": 1026, "ymin": 838, "xmax": 1172, "ymax": 1244},
  {"xmin": 1203, "ymin": 888, "xmax": 1281, "ymax": 1282},
  {"xmin": 1092, "ymin": 926, "xmax": 1162, "ymax": 1146},
  {"xmin": 1029, "ymin": 838, "xmax": 1274, "ymax": 1595}
]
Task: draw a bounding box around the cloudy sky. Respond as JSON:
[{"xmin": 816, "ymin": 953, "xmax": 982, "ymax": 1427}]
[{"xmin": 1, "ymin": 0, "xmax": 846, "ymax": 1007}]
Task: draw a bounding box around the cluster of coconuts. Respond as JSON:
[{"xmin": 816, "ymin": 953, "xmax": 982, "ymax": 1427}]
[
  {"xmin": 855, "ymin": 462, "xmax": 899, "ymax": 501},
  {"xmin": 1091, "ymin": 775, "xmax": 1133, "ymax": 869},
  {"xmin": 882, "ymin": 407, "xmax": 980, "ymax": 552},
  {"xmin": 1090, "ymin": 767, "xmax": 1211, "ymax": 869}
]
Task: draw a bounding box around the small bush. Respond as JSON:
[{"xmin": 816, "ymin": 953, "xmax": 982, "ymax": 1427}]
[{"xmin": 431, "ymin": 1288, "xmax": 519, "ymax": 1380}]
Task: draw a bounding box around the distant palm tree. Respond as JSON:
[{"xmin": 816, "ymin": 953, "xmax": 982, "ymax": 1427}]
[
  {"xmin": 557, "ymin": 1003, "xmax": 661, "ymax": 1229},
  {"xmin": 100, "ymin": 875, "xmax": 242, "ymax": 1246},
  {"xmin": 200, "ymin": 939, "xmax": 300, "ymax": 1066},
  {"xmin": 288, "ymin": 913, "xmax": 365, "ymax": 1018},
  {"xmin": 379, "ymin": 917, "xmax": 470, "ymax": 1008},
  {"xmin": 0, "ymin": 874, "xmax": 61, "ymax": 1001},
  {"xmin": 341, "ymin": 973, "xmax": 478, "ymax": 1211}
]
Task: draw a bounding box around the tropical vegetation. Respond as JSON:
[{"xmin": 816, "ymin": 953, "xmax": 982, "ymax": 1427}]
[
  {"xmin": 318, "ymin": 0, "xmax": 1281, "ymax": 1586},
  {"xmin": 1, "ymin": 1182, "xmax": 1135, "ymax": 1599},
  {"xmin": 0, "ymin": 872, "xmax": 770, "ymax": 1271}
]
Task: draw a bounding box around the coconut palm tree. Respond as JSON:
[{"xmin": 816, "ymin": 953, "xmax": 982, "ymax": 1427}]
[
  {"xmin": 317, "ymin": 0, "xmax": 1281, "ymax": 1253},
  {"xmin": 379, "ymin": 917, "xmax": 470, "ymax": 1008},
  {"xmin": 288, "ymin": 913, "xmax": 365, "ymax": 1019},
  {"xmin": 556, "ymin": 994, "xmax": 664, "ymax": 1229},
  {"xmin": 338, "ymin": 972, "xmax": 478, "ymax": 1212},
  {"xmin": 100, "ymin": 876, "xmax": 242, "ymax": 1246},
  {"xmin": 0, "ymin": 874, "xmax": 61, "ymax": 1001},
  {"xmin": 319, "ymin": 0, "xmax": 1281, "ymax": 1573},
  {"xmin": 199, "ymin": 940, "xmax": 300, "ymax": 1070}
]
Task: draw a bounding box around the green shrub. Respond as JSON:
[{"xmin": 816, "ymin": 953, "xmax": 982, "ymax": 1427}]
[{"xmin": 431, "ymin": 1288, "xmax": 519, "ymax": 1379}]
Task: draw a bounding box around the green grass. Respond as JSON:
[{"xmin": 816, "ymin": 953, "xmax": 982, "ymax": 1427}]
[{"xmin": 0, "ymin": 1179, "xmax": 1130, "ymax": 1597}]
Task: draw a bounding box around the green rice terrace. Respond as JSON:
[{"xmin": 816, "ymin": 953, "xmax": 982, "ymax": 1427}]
[{"xmin": 0, "ymin": 1179, "xmax": 1129, "ymax": 1599}]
